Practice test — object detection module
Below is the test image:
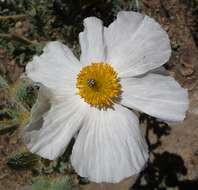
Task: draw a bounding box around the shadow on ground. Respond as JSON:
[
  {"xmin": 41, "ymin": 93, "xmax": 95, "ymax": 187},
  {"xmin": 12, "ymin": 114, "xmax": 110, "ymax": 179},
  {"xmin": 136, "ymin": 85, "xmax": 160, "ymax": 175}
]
[{"xmin": 131, "ymin": 115, "xmax": 198, "ymax": 190}]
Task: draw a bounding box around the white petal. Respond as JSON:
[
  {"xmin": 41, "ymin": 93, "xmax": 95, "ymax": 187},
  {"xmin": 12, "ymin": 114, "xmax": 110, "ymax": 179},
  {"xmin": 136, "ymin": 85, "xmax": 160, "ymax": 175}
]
[
  {"xmin": 71, "ymin": 104, "xmax": 148, "ymax": 183},
  {"xmin": 150, "ymin": 66, "xmax": 169, "ymax": 76},
  {"xmin": 79, "ymin": 17, "xmax": 106, "ymax": 65},
  {"xmin": 26, "ymin": 41, "xmax": 81, "ymax": 98},
  {"xmin": 120, "ymin": 74, "xmax": 189, "ymax": 122},
  {"xmin": 105, "ymin": 11, "xmax": 171, "ymax": 77},
  {"xmin": 29, "ymin": 85, "xmax": 52, "ymax": 124},
  {"xmin": 24, "ymin": 94, "xmax": 88, "ymax": 160}
]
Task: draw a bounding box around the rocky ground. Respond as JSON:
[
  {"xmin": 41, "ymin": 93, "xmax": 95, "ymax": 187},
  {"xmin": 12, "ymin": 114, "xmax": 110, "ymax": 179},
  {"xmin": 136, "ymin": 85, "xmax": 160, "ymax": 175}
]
[{"xmin": 0, "ymin": 0, "xmax": 198, "ymax": 190}]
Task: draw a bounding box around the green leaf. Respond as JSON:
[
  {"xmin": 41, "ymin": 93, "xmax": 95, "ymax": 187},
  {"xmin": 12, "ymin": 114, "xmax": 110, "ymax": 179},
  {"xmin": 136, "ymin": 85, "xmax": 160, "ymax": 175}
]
[
  {"xmin": 0, "ymin": 75, "xmax": 9, "ymax": 89},
  {"xmin": 7, "ymin": 151, "xmax": 38, "ymax": 170},
  {"xmin": 32, "ymin": 177, "xmax": 51, "ymax": 190},
  {"xmin": 31, "ymin": 176, "xmax": 76, "ymax": 190},
  {"xmin": 51, "ymin": 177, "xmax": 74, "ymax": 190}
]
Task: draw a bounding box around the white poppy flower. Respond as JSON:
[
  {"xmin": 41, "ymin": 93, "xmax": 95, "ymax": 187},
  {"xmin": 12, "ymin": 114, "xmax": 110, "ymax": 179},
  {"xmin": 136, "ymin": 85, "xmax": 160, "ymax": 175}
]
[{"xmin": 24, "ymin": 11, "xmax": 189, "ymax": 183}]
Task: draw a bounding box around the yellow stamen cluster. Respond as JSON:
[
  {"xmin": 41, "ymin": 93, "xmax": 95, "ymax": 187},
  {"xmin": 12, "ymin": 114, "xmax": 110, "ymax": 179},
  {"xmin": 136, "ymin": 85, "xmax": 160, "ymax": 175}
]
[{"xmin": 76, "ymin": 63, "xmax": 121, "ymax": 108}]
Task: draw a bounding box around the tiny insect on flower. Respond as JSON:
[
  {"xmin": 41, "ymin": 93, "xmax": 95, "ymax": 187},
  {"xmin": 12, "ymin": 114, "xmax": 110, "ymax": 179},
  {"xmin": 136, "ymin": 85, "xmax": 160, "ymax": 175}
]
[{"xmin": 23, "ymin": 11, "xmax": 189, "ymax": 183}]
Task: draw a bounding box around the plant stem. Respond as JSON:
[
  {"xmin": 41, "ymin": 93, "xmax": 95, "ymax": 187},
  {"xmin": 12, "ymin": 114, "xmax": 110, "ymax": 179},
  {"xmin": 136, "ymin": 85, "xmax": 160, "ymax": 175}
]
[
  {"xmin": 0, "ymin": 33, "xmax": 36, "ymax": 45},
  {"xmin": 0, "ymin": 14, "xmax": 26, "ymax": 21}
]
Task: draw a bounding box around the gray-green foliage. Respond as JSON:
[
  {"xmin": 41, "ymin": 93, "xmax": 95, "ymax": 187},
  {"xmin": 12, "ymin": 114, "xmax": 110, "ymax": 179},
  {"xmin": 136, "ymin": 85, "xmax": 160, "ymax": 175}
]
[
  {"xmin": 51, "ymin": 177, "xmax": 75, "ymax": 190},
  {"xmin": 0, "ymin": 75, "xmax": 9, "ymax": 88},
  {"xmin": 32, "ymin": 176, "xmax": 76, "ymax": 190},
  {"xmin": 32, "ymin": 177, "xmax": 51, "ymax": 190},
  {"xmin": 0, "ymin": 0, "xmax": 140, "ymax": 66},
  {"xmin": 0, "ymin": 79, "xmax": 35, "ymax": 134},
  {"xmin": 12, "ymin": 79, "xmax": 38, "ymax": 110},
  {"xmin": 7, "ymin": 151, "xmax": 39, "ymax": 169}
]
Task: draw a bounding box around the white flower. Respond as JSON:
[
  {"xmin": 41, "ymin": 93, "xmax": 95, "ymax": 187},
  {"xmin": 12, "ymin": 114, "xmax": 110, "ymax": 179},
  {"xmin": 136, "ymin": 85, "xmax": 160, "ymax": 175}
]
[{"xmin": 24, "ymin": 11, "xmax": 189, "ymax": 183}]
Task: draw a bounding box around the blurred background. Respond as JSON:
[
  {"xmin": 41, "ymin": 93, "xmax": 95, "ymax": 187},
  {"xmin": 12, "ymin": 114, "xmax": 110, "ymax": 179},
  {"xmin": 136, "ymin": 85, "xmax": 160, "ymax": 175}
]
[{"xmin": 0, "ymin": 0, "xmax": 198, "ymax": 189}]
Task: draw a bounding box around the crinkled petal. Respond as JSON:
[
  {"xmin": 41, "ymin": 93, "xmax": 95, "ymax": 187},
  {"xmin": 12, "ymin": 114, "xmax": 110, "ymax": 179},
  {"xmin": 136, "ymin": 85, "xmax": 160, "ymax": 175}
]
[
  {"xmin": 26, "ymin": 41, "xmax": 81, "ymax": 98},
  {"xmin": 120, "ymin": 74, "xmax": 189, "ymax": 122},
  {"xmin": 150, "ymin": 66, "xmax": 169, "ymax": 76},
  {"xmin": 79, "ymin": 17, "xmax": 106, "ymax": 65},
  {"xmin": 71, "ymin": 104, "xmax": 148, "ymax": 183},
  {"xmin": 105, "ymin": 11, "xmax": 171, "ymax": 77},
  {"xmin": 24, "ymin": 93, "xmax": 88, "ymax": 160},
  {"xmin": 27, "ymin": 85, "xmax": 52, "ymax": 127}
]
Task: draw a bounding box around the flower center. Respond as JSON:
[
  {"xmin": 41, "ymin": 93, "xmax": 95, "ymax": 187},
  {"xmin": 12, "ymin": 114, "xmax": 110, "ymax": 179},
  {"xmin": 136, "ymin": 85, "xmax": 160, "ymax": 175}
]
[{"xmin": 76, "ymin": 63, "xmax": 121, "ymax": 108}]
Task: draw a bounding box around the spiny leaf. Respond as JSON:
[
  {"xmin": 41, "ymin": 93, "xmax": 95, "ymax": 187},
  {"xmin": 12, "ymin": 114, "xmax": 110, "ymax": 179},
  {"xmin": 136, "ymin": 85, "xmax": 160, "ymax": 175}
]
[
  {"xmin": 7, "ymin": 151, "xmax": 39, "ymax": 170},
  {"xmin": 0, "ymin": 124, "xmax": 18, "ymax": 135},
  {"xmin": 32, "ymin": 176, "xmax": 77, "ymax": 190},
  {"xmin": 0, "ymin": 106, "xmax": 30, "ymax": 133},
  {"xmin": 10, "ymin": 79, "xmax": 38, "ymax": 110},
  {"xmin": 32, "ymin": 177, "xmax": 51, "ymax": 190},
  {"xmin": 0, "ymin": 75, "xmax": 9, "ymax": 88},
  {"xmin": 0, "ymin": 108, "xmax": 18, "ymax": 134},
  {"xmin": 51, "ymin": 177, "xmax": 75, "ymax": 190}
]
